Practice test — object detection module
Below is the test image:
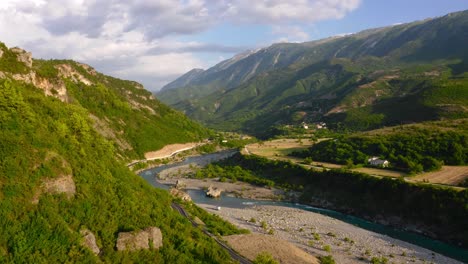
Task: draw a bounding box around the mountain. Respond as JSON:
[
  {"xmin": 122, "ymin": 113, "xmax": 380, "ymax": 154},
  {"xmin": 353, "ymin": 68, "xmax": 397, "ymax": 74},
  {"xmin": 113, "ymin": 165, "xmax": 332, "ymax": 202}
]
[
  {"xmin": 157, "ymin": 45, "xmax": 318, "ymax": 104},
  {"xmin": 156, "ymin": 10, "xmax": 468, "ymax": 136},
  {"xmin": 0, "ymin": 43, "xmax": 211, "ymax": 160},
  {"xmin": 0, "ymin": 43, "xmax": 240, "ymax": 263}
]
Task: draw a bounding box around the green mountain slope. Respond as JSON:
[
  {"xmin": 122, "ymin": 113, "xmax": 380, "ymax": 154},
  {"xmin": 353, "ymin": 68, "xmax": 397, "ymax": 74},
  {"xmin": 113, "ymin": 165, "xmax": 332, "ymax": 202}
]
[
  {"xmin": 0, "ymin": 42, "xmax": 211, "ymax": 160},
  {"xmin": 0, "ymin": 44, "xmax": 237, "ymax": 263},
  {"xmin": 157, "ymin": 10, "xmax": 468, "ymax": 136}
]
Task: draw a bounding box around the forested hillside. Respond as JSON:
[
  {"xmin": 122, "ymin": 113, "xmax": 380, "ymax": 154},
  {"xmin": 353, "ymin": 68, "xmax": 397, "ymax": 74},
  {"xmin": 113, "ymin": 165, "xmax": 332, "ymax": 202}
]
[
  {"xmin": 158, "ymin": 10, "xmax": 468, "ymax": 136},
  {"xmin": 0, "ymin": 43, "xmax": 236, "ymax": 263},
  {"xmin": 1, "ymin": 42, "xmax": 210, "ymax": 160}
]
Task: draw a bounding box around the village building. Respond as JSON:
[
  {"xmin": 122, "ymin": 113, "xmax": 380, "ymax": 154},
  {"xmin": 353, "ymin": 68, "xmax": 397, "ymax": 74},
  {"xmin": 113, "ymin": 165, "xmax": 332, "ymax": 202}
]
[
  {"xmin": 315, "ymin": 122, "xmax": 327, "ymax": 129},
  {"xmin": 368, "ymin": 157, "xmax": 390, "ymax": 168}
]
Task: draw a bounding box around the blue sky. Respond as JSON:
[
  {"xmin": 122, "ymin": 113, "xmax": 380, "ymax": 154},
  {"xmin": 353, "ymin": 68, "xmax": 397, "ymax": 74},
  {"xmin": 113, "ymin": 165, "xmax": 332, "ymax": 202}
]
[{"xmin": 0, "ymin": 0, "xmax": 466, "ymax": 90}]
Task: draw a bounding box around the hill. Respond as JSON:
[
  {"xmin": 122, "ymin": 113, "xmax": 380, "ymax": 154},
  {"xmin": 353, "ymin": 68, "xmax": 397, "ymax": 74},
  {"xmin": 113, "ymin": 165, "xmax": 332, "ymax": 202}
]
[
  {"xmin": 0, "ymin": 43, "xmax": 239, "ymax": 263},
  {"xmin": 0, "ymin": 42, "xmax": 211, "ymax": 160},
  {"xmin": 157, "ymin": 10, "xmax": 468, "ymax": 136}
]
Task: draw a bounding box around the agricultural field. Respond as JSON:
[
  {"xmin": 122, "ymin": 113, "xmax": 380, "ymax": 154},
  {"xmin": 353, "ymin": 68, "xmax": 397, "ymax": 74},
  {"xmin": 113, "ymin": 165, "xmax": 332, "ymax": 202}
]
[
  {"xmin": 412, "ymin": 166, "xmax": 468, "ymax": 186},
  {"xmin": 246, "ymin": 138, "xmax": 407, "ymax": 178},
  {"xmin": 245, "ymin": 138, "xmax": 315, "ymax": 157}
]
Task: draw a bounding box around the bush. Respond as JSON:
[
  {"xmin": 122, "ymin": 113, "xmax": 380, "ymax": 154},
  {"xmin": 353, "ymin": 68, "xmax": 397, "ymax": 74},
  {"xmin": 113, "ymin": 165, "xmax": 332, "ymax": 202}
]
[
  {"xmin": 253, "ymin": 252, "xmax": 279, "ymax": 264},
  {"xmin": 318, "ymin": 255, "xmax": 336, "ymax": 264}
]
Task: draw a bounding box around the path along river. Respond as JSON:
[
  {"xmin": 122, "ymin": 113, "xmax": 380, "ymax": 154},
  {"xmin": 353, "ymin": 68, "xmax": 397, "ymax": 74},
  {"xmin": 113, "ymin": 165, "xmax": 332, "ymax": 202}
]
[{"xmin": 139, "ymin": 150, "xmax": 468, "ymax": 263}]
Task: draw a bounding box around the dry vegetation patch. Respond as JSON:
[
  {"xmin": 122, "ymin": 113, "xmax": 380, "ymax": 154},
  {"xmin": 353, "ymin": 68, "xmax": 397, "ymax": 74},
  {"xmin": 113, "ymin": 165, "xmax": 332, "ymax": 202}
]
[
  {"xmin": 224, "ymin": 234, "xmax": 318, "ymax": 264},
  {"xmin": 246, "ymin": 138, "xmax": 314, "ymax": 158}
]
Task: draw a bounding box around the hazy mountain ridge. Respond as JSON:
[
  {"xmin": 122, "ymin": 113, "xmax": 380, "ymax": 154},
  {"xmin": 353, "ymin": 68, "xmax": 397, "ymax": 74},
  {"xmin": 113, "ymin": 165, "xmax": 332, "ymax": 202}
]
[{"xmin": 157, "ymin": 10, "xmax": 468, "ymax": 136}]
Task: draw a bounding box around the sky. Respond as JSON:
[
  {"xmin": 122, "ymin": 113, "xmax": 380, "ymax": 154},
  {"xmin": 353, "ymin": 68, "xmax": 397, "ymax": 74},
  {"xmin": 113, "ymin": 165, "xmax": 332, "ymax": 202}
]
[{"xmin": 0, "ymin": 0, "xmax": 466, "ymax": 91}]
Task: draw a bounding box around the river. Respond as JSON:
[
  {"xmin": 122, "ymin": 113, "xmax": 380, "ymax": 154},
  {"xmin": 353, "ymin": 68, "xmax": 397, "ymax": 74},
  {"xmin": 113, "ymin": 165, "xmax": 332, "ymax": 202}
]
[{"xmin": 139, "ymin": 151, "xmax": 468, "ymax": 263}]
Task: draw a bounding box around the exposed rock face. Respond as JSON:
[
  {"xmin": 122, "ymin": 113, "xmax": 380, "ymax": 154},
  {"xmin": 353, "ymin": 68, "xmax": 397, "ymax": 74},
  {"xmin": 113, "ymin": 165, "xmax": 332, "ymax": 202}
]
[
  {"xmin": 56, "ymin": 64, "xmax": 93, "ymax": 86},
  {"xmin": 80, "ymin": 229, "xmax": 100, "ymax": 255},
  {"xmin": 76, "ymin": 62, "xmax": 97, "ymax": 76},
  {"xmin": 206, "ymin": 185, "xmax": 222, "ymax": 198},
  {"xmin": 11, "ymin": 71, "xmax": 69, "ymax": 102},
  {"xmin": 169, "ymin": 187, "xmax": 192, "ymax": 202},
  {"xmin": 0, "ymin": 49, "xmax": 3, "ymax": 58},
  {"xmin": 116, "ymin": 227, "xmax": 163, "ymax": 251},
  {"xmin": 10, "ymin": 47, "xmax": 32, "ymax": 67}
]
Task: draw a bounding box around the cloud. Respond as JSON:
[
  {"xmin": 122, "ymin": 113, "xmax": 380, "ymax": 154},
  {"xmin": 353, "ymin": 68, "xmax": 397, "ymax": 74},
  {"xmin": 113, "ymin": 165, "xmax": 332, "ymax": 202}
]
[
  {"xmin": 146, "ymin": 42, "xmax": 248, "ymax": 55},
  {"xmin": 272, "ymin": 25, "xmax": 310, "ymax": 43},
  {"xmin": 0, "ymin": 0, "xmax": 361, "ymax": 90},
  {"xmin": 223, "ymin": 0, "xmax": 361, "ymax": 24}
]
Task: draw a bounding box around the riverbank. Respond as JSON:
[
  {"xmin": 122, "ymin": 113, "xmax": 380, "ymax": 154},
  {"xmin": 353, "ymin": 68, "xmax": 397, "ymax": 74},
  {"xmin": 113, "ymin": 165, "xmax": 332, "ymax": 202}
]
[
  {"xmin": 157, "ymin": 174, "xmax": 464, "ymax": 263},
  {"xmin": 199, "ymin": 203, "xmax": 462, "ymax": 264},
  {"xmin": 139, "ymin": 151, "xmax": 467, "ymax": 263}
]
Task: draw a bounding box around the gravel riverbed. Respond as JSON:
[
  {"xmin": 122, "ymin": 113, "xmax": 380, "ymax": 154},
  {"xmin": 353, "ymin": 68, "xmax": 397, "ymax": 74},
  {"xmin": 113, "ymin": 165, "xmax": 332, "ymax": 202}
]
[{"xmin": 198, "ymin": 204, "xmax": 462, "ymax": 264}]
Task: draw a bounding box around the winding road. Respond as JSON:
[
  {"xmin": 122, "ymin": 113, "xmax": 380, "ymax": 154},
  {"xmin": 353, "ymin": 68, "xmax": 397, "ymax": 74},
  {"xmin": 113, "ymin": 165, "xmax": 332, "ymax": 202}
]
[{"xmin": 171, "ymin": 203, "xmax": 252, "ymax": 264}]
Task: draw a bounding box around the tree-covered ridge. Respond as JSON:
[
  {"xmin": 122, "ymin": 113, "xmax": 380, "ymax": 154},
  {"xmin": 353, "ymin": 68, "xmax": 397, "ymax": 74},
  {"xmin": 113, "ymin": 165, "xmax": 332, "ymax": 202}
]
[
  {"xmin": 0, "ymin": 44, "xmax": 211, "ymax": 160},
  {"xmin": 0, "ymin": 78, "xmax": 237, "ymax": 263},
  {"xmin": 292, "ymin": 125, "xmax": 468, "ymax": 173},
  {"xmin": 157, "ymin": 10, "xmax": 468, "ymax": 136}
]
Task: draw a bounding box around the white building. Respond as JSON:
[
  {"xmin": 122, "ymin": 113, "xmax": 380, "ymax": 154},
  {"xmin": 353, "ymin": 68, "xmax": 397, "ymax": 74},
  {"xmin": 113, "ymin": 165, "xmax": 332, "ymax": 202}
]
[{"xmin": 368, "ymin": 157, "xmax": 389, "ymax": 168}]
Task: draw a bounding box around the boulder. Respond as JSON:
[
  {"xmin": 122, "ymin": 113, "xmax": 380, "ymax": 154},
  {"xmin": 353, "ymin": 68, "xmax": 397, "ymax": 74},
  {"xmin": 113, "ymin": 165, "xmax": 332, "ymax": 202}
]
[
  {"xmin": 80, "ymin": 229, "xmax": 100, "ymax": 255},
  {"xmin": 145, "ymin": 227, "xmax": 163, "ymax": 249},
  {"xmin": 169, "ymin": 187, "xmax": 192, "ymax": 202},
  {"xmin": 206, "ymin": 185, "xmax": 222, "ymax": 198},
  {"xmin": 116, "ymin": 227, "xmax": 163, "ymax": 251}
]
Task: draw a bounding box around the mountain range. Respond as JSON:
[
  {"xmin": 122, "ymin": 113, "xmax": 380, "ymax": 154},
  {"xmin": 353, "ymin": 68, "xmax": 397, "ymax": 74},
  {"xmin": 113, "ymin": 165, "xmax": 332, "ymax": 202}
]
[{"xmin": 157, "ymin": 10, "xmax": 468, "ymax": 137}]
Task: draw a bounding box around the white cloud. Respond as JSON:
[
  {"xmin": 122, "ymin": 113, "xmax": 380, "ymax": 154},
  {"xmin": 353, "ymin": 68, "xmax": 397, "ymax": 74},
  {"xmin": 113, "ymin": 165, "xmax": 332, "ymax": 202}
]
[
  {"xmin": 0, "ymin": 0, "xmax": 361, "ymax": 90},
  {"xmin": 114, "ymin": 53, "xmax": 205, "ymax": 78},
  {"xmin": 224, "ymin": 0, "xmax": 361, "ymax": 24},
  {"xmin": 272, "ymin": 25, "xmax": 310, "ymax": 43}
]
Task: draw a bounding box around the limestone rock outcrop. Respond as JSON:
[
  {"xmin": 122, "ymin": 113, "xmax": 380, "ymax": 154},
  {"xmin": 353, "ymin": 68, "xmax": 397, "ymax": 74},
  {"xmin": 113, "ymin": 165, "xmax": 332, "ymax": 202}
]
[
  {"xmin": 116, "ymin": 227, "xmax": 163, "ymax": 251},
  {"xmin": 11, "ymin": 47, "xmax": 32, "ymax": 67},
  {"xmin": 56, "ymin": 64, "xmax": 93, "ymax": 86}
]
